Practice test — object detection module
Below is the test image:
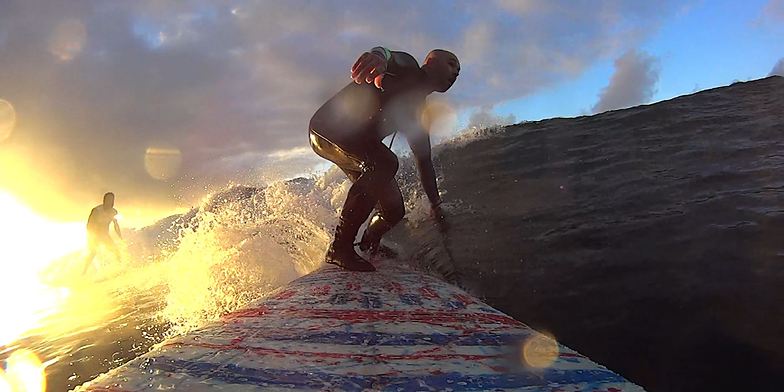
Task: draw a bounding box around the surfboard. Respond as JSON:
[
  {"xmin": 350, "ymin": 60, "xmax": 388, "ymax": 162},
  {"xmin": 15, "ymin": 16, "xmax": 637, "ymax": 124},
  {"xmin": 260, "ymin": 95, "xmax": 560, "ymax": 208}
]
[{"xmin": 77, "ymin": 258, "xmax": 644, "ymax": 391}]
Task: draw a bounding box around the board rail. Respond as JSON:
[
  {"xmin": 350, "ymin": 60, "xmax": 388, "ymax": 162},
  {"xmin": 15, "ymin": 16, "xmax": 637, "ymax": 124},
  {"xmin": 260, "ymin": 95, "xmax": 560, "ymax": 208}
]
[{"xmin": 76, "ymin": 259, "xmax": 644, "ymax": 391}]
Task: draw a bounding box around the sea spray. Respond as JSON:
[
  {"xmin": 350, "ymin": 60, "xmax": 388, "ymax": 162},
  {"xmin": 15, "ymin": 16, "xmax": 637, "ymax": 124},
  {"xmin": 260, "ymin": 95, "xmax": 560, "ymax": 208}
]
[{"xmin": 15, "ymin": 126, "xmax": 499, "ymax": 391}]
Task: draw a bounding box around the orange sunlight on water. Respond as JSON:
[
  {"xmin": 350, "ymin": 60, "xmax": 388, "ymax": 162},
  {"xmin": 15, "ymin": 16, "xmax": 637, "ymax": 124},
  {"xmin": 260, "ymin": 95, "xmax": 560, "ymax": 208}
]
[
  {"xmin": 0, "ymin": 192, "xmax": 86, "ymax": 347},
  {"xmin": 0, "ymin": 185, "xmax": 276, "ymax": 390},
  {"xmin": 0, "ymin": 350, "xmax": 46, "ymax": 392}
]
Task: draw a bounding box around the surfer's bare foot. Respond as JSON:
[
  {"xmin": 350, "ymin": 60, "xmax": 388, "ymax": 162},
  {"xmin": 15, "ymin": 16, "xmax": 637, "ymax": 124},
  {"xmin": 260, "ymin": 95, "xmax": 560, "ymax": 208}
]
[{"xmin": 325, "ymin": 244, "xmax": 376, "ymax": 272}]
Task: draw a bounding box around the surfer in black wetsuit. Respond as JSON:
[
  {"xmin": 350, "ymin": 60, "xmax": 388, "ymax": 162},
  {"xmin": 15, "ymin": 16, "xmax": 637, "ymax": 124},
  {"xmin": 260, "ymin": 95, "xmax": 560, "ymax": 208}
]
[
  {"xmin": 83, "ymin": 192, "xmax": 122, "ymax": 273},
  {"xmin": 309, "ymin": 46, "xmax": 460, "ymax": 271}
]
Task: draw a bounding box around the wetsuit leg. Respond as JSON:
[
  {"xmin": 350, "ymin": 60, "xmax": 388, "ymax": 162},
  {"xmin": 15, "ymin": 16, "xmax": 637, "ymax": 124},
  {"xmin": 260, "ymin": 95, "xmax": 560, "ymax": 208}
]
[
  {"xmin": 103, "ymin": 237, "xmax": 120, "ymax": 261},
  {"xmin": 83, "ymin": 234, "xmax": 98, "ymax": 273},
  {"xmin": 314, "ymin": 136, "xmax": 401, "ymax": 255},
  {"xmin": 309, "ymin": 131, "xmax": 365, "ymax": 175},
  {"xmin": 359, "ymin": 179, "xmax": 404, "ymax": 254},
  {"xmin": 334, "ymin": 163, "xmax": 362, "ymax": 185},
  {"xmin": 309, "ymin": 130, "xmax": 398, "ymax": 271},
  {"xmin": 84, "ymin": 232, "xmax": 117, "ymax": 273}
]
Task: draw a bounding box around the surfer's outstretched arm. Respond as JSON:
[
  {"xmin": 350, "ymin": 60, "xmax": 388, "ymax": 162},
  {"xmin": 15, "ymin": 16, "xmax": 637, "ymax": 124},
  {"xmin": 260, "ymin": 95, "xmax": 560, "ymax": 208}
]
[
  {"xmin": 112, "ymin": 218, "xmax": 122, "ymax": 240},
  {"xmin": 410, "ymin": 133, "xmax": 448, "ymax": 231},
  {"xmin": 409, "ymin": 132, "xmax": 442, "ymax": 209}
]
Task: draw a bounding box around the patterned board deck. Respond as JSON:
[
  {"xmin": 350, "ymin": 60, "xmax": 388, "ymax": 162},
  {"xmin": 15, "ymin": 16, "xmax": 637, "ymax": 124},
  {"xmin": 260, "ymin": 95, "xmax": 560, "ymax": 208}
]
[{"xmin": 77, "ymin": 259, "xmax": 644, "ymax": 391}]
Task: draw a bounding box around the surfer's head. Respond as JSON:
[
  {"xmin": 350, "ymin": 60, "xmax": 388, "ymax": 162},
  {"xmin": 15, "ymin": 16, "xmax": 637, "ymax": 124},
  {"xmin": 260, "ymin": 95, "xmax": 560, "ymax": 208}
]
[
  {"xmin": 423, "ymin": 49, "xmax": 460, "ymax": 93},
  {"xmin": 103, "ymin": 192, "xmax": 115, "ymax": 208}
]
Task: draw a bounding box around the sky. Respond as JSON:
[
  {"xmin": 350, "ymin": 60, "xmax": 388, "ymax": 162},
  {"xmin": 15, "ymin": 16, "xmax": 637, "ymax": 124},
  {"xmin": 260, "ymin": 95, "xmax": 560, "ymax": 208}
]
[{"xmin": 0, "ymin": 0, "xmax": 782, "ymax": 225}]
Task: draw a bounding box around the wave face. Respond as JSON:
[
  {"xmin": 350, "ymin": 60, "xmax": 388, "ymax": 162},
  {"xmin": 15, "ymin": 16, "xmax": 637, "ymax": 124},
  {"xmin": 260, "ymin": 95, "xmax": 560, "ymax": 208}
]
[{"xmin": 404, "ymin": 76, "xmax": 784, "ymax": 391}]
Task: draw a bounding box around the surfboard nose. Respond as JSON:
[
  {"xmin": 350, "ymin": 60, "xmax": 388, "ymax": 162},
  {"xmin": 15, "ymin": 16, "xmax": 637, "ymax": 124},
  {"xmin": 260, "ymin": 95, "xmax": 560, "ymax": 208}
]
[{"xmin": 76, "ymin": 259, "xmax": 644, "ymax": 391}]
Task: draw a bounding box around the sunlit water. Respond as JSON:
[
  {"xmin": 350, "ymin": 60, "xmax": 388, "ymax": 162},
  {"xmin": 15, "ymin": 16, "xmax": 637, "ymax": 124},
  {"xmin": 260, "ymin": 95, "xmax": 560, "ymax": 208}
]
[{"xmin": 0, "ymin": 178, "xmax": 350, "ymax": 391}]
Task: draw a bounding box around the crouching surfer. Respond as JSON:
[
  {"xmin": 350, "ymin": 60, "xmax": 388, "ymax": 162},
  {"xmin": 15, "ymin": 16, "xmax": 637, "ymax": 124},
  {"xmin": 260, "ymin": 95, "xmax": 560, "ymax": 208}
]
[{"xmin": 309, "ymin": 46, "xmax": 460, "ymax": 271}]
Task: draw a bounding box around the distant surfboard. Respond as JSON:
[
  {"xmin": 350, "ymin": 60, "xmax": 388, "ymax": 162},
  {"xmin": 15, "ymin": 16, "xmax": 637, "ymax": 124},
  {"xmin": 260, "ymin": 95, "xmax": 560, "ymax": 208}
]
[{"xmin": 77, "ymin": 259, "xmax": 644, "ymax": 391}]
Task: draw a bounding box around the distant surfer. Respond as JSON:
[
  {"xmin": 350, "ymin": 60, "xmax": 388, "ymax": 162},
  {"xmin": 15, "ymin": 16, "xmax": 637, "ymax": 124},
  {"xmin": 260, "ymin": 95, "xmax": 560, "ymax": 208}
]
[
  {"xmin": 83, "ymin": 192, "xmax": 122, "ymax": 273},
  {"xmin": 309, "ymin": 46, "xmax": 460, "ymax": 271}
]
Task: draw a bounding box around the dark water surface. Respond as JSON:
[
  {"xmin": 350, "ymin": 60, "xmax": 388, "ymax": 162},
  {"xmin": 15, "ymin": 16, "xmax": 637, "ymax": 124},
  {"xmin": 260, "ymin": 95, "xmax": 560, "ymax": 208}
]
[{"xmin": 397, "ymin": 77, "xmax": 784, "ymax": 391}]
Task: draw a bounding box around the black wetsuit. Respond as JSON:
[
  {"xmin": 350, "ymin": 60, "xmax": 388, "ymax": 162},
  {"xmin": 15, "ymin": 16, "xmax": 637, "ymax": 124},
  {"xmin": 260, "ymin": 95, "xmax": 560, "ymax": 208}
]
[
  {"xmin": 85, "ymin": 205, "xmax": 120, "ymax": 264},
  {"xmin": 309, "ymin": 51, "xmax": 440, "ymax": 263}
]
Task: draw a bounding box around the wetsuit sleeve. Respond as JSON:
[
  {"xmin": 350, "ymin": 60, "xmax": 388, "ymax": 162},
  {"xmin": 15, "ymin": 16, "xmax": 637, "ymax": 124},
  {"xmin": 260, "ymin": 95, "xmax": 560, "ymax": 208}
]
[
  {"xmin": 386, "ymin": 51, "xmax": 420, "ymax": 77},
  {"xmin": 409, "ymin": 133, "xmax": 441, "ymax": 207},
  {"xmin": 113, "ymin": 219, "xmax": 122, "ymax": 238}
]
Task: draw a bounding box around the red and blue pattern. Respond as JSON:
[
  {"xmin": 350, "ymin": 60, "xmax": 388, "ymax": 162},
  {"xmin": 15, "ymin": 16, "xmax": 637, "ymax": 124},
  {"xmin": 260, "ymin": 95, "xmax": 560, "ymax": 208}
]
[{"xmin": 78, "ymin": 260, "xmax": 644, "ymax": 391}]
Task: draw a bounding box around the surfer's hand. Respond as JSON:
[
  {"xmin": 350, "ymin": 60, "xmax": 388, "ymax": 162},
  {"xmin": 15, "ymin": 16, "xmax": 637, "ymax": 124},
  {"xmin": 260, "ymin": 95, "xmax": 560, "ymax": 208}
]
[
  {"xmin": 351, "ymin": 52, "xmax": 387, "ymax": 88},
  {"xmin": 431, "ymin": 204, "xmax": 448, "ymax": 233}
]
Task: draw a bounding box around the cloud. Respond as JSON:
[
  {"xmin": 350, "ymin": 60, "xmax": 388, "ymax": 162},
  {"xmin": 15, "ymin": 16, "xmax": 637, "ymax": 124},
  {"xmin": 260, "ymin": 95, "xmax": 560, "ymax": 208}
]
[
  {"xmin": 770, "ymin": 58, "xmax": 784, "ymax": 76},
  {"xmin": 0, "ymin": 0, "xmax": 680, "ymax": 214},
  {"xmin": 592, "ymin": 50, "xmax": 660, "ymax": 113},
  {"xmin": 466, "ymin": 106, "xmax": 517, "ymax": 130},
  {"xmin": 753, "ymin": 0, "xmax": 784, "ymax": 27},
  {"xmin": 762, "ymin": 0, "xmax": 784, "ymax": 20}
]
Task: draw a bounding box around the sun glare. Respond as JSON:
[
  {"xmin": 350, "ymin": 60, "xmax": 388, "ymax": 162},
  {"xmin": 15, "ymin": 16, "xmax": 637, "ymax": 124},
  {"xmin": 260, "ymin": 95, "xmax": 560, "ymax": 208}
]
[
  {"xmin": 0, "ymin": 99, "xmax": 16, "ymax": 142},
  {"xmin": 0, "ymin": 192, "xmax": 84, "ymax": 346},
  {"xmin": 0, "ymin": 350, "xmax": 46, "ymax": 392}
]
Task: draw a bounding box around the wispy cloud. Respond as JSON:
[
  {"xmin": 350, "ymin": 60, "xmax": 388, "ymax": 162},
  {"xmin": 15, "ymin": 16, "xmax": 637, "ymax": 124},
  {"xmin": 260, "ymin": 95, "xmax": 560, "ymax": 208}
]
[
  {"xmin": 770, "ymin": 58, "xmax": 784, "ymax": 76},
  {"xmin": 762, "ymin": 0, "xmax": 784, "ymax": 21}
]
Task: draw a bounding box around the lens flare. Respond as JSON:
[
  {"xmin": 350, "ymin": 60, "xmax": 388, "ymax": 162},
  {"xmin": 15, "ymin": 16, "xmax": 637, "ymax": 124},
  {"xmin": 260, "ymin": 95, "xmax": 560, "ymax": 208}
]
[
  {"xmin": 522, "ymin": 332, "xmax": 559, "ymax": 368},
  {"xmin": 333, "ymin": 87, "xmax": 380, "ymax": 132},
  {"xmin": 0, "ymin": 350, "xmax": 46, "ymax": 392},
  {"xmin": 48, "ymin": 19, "xmax": 87, "ymax": 62},
  {"xmin": 420, "ymin": 99, "xmax": 457, "ymax": 134},
  {"xmin": 144, "ymin": 147, "xmax": 182, "ymax": 180},
  {"xmin": 0, "ymin": 99, "xmax": 16, "ymax": 142}
]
